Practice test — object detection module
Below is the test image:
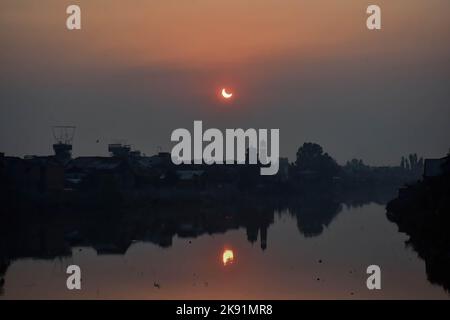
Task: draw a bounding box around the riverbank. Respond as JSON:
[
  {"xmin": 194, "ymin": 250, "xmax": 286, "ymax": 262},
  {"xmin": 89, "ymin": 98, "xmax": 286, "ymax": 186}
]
[{"xmin": 387, "ymin": 168, "xmax": 450, "ymax": 291}]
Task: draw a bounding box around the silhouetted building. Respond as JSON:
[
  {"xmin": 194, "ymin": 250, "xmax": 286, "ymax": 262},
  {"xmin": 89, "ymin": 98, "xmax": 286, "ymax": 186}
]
[
  {"xmin": 53, "ymin": 142, "xmax": 72, "ymax": 164},
  {"xmin": 51, "ymin": 126, "xmax": 75, "ymax": 165},
  {"xmin": 108, "ymin": 143, "xmax": 131, "ymax": 158},
  {"xmin": 424, "ymin": 156, "xmax": 450, "ymax": 180},
  {"xmin": 66, "ymin": 157, "xmax": 135, "ymax": 190},
  {"xmin": 2, "ymin": 156, "xmax": 64, "ymax": 193}
]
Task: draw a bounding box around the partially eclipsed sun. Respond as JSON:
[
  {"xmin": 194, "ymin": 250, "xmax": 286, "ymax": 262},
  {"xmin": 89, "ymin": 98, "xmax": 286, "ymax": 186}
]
[{"xmin": 221, "ymin": 88, "xmax": 233, "ymax": 99}]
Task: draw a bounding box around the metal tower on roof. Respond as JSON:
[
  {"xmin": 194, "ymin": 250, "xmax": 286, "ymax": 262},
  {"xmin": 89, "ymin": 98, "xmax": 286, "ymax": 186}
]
[{"xmin": 52, "ymin": 126, "xmax": 76, "ymax": 163}]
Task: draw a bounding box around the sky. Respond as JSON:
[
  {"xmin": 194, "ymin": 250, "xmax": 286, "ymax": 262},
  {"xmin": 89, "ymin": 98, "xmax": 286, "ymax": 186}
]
[{"xmin": 0, "ymin": 0, "xmax": 449, "ymax": 165}]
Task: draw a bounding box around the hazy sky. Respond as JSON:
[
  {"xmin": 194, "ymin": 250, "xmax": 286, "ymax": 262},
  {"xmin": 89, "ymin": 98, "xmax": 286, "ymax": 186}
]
[{"xmin": 1, "ymin": 0, "xmax": 449, "ymax": 165}]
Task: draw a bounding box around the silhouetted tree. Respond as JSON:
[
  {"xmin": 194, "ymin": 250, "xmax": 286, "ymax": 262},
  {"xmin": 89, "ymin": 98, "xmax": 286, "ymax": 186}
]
[
  {"xmin": 346, "ymin": 159, "xmax": 368, "ymax": 172},
  {"xmin": 401, "ymin": 157, "xmax": 406, "ymax": 169},
  {"xmin": 295, "ymin": 143, "xmax": 340, "ymax": 181},
  {"xmin": 400, "ymin": 153, "xmax": 424, "ymax": 173}
]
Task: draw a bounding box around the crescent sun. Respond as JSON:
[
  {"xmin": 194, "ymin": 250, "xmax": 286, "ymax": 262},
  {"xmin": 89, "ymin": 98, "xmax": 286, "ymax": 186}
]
[{"xmin": 221, "ymin": 88, "xmax": 233, "ymax": 99}]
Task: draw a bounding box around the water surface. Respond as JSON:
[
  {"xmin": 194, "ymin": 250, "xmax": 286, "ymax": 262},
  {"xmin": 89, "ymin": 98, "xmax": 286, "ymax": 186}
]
[{"xmin": 1, "ymin": 196, "xmax": 448, "ymax": 299}]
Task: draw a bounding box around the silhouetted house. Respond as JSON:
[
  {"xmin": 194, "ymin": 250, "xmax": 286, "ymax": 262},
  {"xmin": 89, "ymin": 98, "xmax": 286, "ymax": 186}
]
[
  {"xmin": 108, "ymin": 143, "xmax": 131, "ymax": 158},
  {"xmin": 134, "ymin": 152, "xmax": 172, "ymax": 169},
  {"xmin": 108, "ymin": 143, "xmax": 142, "ymax": 159},
  {"xmin": 66, "ymin": 157, "xmax": 135, "ymax": 190},
  {"xmin": 2, "ymin": 157, "xmax": 24, "ymax": 188},
  {"xmin": 176, "ymin": 169, "xmax": 205, "ymax": 187},
  {"xmin": 423, "ymin": 156, "xmax": 449, "ymax": 180},
  {"xmin": 2, "ymin": 156, "xmax": 64, "ymax": 193},
  {"xmin": 27, "ymin": 156, "xmax": 65, "ymax": 192},
  {"xmin": 130, "ymin": 152, "xmax": 175, "ymax": 185}
]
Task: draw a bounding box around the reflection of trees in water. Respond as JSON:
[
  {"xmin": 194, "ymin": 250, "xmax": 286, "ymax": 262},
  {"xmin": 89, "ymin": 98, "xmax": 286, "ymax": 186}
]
[
  {"xmin": 420, "ymin": 246, "xmax": 450, "ymax": 293},
  {"xmin": 402, "ymin": 229, "xmax": 450, "ymax": 293},
  {"xmin": 0, "ymin": 185, "xmax": 398, "ymax": 296},
  {"xmin": 424, "ymin": 256, "xmax": 450, "ymax": 293},
  {"xmin": 0, "ymin": 259, "xmax": 8, "ymax": 295},
  {"xmin": 340, "ymin": 185, "xmax": 399, "ymax": 209},
  {"xmin": 288, "ymin": 197, "xmax": 342, "ymax": 238},
  {"xmin": 387, "ymin": 174, "xmax": 450, "ymax": 293}
]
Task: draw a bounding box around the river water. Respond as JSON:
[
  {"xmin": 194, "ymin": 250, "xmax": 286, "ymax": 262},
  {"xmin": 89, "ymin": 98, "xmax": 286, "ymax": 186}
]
[{"xmin": 1, "ymin": 195, "xmax": 448, "ymax": 299}]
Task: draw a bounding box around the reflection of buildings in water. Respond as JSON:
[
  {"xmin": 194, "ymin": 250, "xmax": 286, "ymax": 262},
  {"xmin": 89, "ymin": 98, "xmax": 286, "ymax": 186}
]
[
  {"xmin": 260, "ymin": 226, "xmax": 267, "ymax": 251},
  {"xmin": 0, "ymin": 187, "xmax": 399, "ymax": 294},
  {"xmin": 0, "ymin": 194, "xmax": 369, "ymax": 262},
  {"xmin": 239, "ymin": 204, "xmax": 273, "ymax": 251},
  {"xmin": 246, "ymin": 225, "xmax": 258, "ymax": 244},
  {"xmin": 245, "ymin": 225, "xmax": 268, "ymax": 251}
]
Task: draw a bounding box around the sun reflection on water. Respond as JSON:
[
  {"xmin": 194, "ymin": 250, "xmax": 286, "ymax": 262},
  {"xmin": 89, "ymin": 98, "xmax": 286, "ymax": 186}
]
[{"xmin": 222, "ymin": 249, "xmax": 234, "ymax": 266}]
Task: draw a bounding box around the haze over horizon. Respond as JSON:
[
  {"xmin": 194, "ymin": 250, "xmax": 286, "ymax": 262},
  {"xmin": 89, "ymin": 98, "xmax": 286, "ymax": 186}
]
[{"xmin": 1, "ymin": 0, "xmax": 449, "ymax": 165}]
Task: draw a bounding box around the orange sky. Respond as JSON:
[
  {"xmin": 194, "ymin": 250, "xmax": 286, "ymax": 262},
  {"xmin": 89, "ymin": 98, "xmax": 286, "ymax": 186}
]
[
  {"xmin": 2, "ymin": 0, "xmax": 449, "ymax": 72},
  {"xmin": 0, "ymin": 0, "xmax": 449, "ymax": 164}
]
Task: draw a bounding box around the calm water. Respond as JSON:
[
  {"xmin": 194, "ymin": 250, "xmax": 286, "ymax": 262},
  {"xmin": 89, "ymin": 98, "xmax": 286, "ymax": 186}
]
[{"xmin": 1, "ymin": 197, "xmax": 449, "ymax": 299}]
